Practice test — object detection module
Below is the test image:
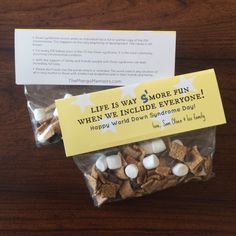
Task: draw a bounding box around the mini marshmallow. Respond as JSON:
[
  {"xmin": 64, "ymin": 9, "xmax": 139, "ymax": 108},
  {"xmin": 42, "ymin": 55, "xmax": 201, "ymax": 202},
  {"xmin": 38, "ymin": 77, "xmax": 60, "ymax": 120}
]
[
  {"xmin": 95, "ymin": 155, "xmax": 108, "ymax": 172},
  {"xmin": 140, "ymin": 139, "xmax": 166, "ymax": 154},
  {"xmin": 33, "ymin": 108, "xmax": 47, "ymax": 123},
  {"xmin": 64, "ymin": 93, "xmax": 73, "ymax": 99},
  {"xmin": 142, "ymin": 154, "xmax": 159, "ymax": 170},
  {"xmin": 172, "ymin": 163, "xmax": 189, "ymax": 177},
  {"xmin": 125, "ymin": 164, "xmax": 138, "ymax": 179},
  {"xmin": 172, "ymin": 139, "xmax": 183, "ymax": 146},
  {"xmin": 106, "ymin": 154, "xmax": 122, "ymax": 170},
  {"xmin": 152, "ymin": 138, "xmax": 166, "ymax": 153},
  {"xmin": 53, "ymin": 108, "xmax": 58, "ymax": 117}
]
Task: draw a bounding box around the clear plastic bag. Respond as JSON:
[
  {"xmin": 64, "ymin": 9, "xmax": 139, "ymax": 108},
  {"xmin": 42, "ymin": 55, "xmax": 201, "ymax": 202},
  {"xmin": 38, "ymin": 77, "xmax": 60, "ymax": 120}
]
[
  {"xmin": 24, "ymin": 85, "xmax": 110, "ymax": 146},
  {"xmin": 73, "ymin": 127, "xmax": 216, "ymax": 207}
]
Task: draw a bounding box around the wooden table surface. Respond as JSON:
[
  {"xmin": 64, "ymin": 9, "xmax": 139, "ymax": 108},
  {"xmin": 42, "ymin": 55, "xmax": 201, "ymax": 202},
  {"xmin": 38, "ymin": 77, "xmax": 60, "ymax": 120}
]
[{"xmin": 0, "ymin": 0, "xmax": 235, "ymax": 235}]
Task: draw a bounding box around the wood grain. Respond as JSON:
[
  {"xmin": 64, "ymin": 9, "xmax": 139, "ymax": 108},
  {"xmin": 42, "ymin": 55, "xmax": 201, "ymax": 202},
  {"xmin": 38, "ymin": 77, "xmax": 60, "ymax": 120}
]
[{"xmin": 0, "ymin": 0, "xmax": 235, "ymax": 235}]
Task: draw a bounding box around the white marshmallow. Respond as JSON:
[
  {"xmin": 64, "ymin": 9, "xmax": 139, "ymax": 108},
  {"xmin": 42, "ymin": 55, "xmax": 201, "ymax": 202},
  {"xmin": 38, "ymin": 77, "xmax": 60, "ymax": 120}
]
[
  {"xmin": 95, "ymin": 155, "xmax": 108, "ymax": 172},
  {"xmin": 142, "ymin": 154, "xmax": 159, "ymax": 170},
  {"xmin": 37, "ymin": 133, "xmax": 47, "ymax": 143},
  {"xmin": 64, "ymin": 93, "xmax": 73, "ymax": 99},
  {"xmin": 125, "ymin": 164, "xmax": 138, "ymax": 179},
  {"xmin": 152, "ymin": 138, "xmax": 166, "ymax": 153},
  {"xmin": 172, "ymin": 139, "xmax": 183, "ymax": 145},
  {"xmin": 106, "ymin": 154, "xmax": 122, "ymax": 170},
  {"xmin": 140, "ymin": 138, "xmax": 166, "ymax": 154},
  {"xmin": 53, "ymin": 108, "xmax": 58, "ymax": 117},
  {"xmin": 33, "ymin": 108, "xmax": 47, "ymax": 122},
  {"xmin": 172, "ymin": 163, "xmax": 189, "ymax": 176}
]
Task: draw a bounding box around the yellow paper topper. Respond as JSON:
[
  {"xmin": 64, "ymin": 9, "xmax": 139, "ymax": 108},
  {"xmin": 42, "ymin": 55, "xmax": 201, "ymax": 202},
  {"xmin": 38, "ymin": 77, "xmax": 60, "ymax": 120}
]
[{"xmin": 56, "ymin": 69, "xmax": 226, "ymax": 156}]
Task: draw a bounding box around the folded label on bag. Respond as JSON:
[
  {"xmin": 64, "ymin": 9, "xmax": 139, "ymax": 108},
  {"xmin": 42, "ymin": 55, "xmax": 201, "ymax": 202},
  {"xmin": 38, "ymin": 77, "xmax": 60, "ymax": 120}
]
[
  {"xmin": 56, "ymin": 69, "xmax": 226, "ymax": 156},
  {"xmin": 15, "ymin": 29, "xmax": 176, "ymax": 85}
]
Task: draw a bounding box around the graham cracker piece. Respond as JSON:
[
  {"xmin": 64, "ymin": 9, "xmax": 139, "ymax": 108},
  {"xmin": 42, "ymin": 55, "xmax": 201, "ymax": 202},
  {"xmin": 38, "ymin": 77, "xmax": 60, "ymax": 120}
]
[
  {"xmin": 38, "ymin": 112, "xmax": 54, "ymax": 125},
  {"xmin": 97, "ymin": 171, "xmax": 107, "ymax": 184},
  {"xmin": 39, "ymin": 125, "xmax": 55, "ymax": 141},
  {"xmin": 36, "ymin": 122, "xmax": 49, "ymax": 134},
  {"xmin": 49, "ymin": 116, "xmax": 58, "ymax": 124},
  {"xmin": 95, "ymin": 194, "xmax": 108, "ymax": 207},
  {"xmin": 91, "ymin": 165, "xmax": 98, "ymax": 179},
  {"xmin": 155, "ymin": 166, "xmax": 171, "ymax": 176},
  {"xmin": 136, "ymin": 162, "xmax": 146, "ymax": 184},
  {"xmin": 164, "ymin": 137, "xmax": 172, "ymax": 150},
  {"xmin": 184, "ymin": 175, "xmax": 202, "ymax": 183},
  {"xmin": 137, "ymin": 162, "xmax": 146, "ymax": 176},
  {"xmin": 119, "ymin": 180, "xmax": 135, "ymax": 199},
  {"xmin": 126, "ymin": 155, "xmax": 138, "ymax": 165},
  {"xmin": 204, "ymin": 156, "xmax": 213, "ymax": 175},
  {"xmin": 158, "ymin": 156, "xmax": 169, "ymax": 167},
  {"xmin": 147, "ymin": 174, "xmax": 162, "ymax": 181},
  {"xmin": 141, "ymin": 179, "xmax": 165, "ymax": 193},
  {"xmin": 100, "ymin": 183, "xmax": 119, "ymax": 198},
  {"xmin": 106, "ymin": 174, "xmax": 122, "ymax": 186},
  {"xmin": 118, "ymin": 152, "xmax": 127, "ymax": 166},
  {"xmin": 85, "ymin": 174, "xmax": 97, "ymax": 193},
  {"xmin": 122, "ymin": 146, "xmax": 140, "ymax": 159},
  {"xmin": 133, "ymin": 145, "xmax": 145, "ymax": 161},
  {"xmin": 51, "ymin": 119, "xmax": 61, "ymax": 134},
  {"xmin": 137, "ymin": 176, "xmax": 144, "ymax": 185},
  {"xmin": 169, "ymin": 141, "xmax": 187, "ymax": 161},
  {"xmin": 147, "ymin": 170, "xmax": 156, "ymax": 177},
  {"xmin": 153, "ymin": 179, "xmax": 168, "ymax": 191},
  {"xmin": 45, "ymin": 103, "xmax": 56, "ymax": 113},
  {"xmin": 186, "ymin": 146, "xmax": 204, "ymax": 173},
  {"xmin": 114, "ymin": 167, "xmax": 129, "ymax": 180},
  {"xmin": 141, "ymin": 179, "xmax": 155, "ymax": 193},
  {"xmin": 162, "ymin": 178, "xmax": 178, "ymax": 189},
  {"xmin": 134, "ymin": 188, "xmax": 145, "ymax": 197}
]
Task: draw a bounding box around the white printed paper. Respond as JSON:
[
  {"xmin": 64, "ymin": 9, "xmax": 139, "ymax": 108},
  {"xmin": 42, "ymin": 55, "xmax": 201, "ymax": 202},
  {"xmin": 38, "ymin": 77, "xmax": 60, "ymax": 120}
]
[{"xmin": 15, "ymin": 29, "xmax": 176, "ymax": 86}]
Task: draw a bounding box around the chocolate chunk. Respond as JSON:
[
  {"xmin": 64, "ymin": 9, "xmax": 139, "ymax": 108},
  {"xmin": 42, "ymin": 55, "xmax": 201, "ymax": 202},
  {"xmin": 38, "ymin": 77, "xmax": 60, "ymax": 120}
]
[{"xmin": 130, "ymin": 180, "xmax": 140, "ymax": 190}]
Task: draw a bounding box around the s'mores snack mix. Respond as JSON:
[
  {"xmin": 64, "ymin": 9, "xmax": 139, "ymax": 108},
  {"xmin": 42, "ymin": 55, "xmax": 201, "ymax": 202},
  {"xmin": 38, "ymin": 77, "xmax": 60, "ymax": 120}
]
[
  {"xmin": 16, "ymin": 30, "xmax": 226, "ymax": 207},
  {"xmin": 74, "ymin": 130, "xmax": 215, "ymax": 206},
  {"xmin": 58, "ymin": 69, "xmax": 225, "ymax": 206}
]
